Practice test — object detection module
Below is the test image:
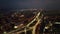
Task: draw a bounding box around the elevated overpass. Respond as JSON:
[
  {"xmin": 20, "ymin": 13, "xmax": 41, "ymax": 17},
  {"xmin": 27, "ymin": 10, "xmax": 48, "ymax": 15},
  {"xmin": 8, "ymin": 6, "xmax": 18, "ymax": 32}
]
[{"xmin": 7, "ymin": 10, "xmax": 44, "ymax": 34}]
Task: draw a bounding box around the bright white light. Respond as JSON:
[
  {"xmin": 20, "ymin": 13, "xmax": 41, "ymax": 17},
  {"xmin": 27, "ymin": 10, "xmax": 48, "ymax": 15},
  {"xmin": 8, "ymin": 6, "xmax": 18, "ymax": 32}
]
[
  {"xmin": 45, "ymin": 26, "xmax": 49, "ymax": 29},
  {"xmin": 4, "ymin": 32, "xmax": 7, "ymax": 34},
  {"xmin": 55, "ymin": 22, "xmax": 60, "ymax": 24},
  {"xmin": 14, "ymin": 26, "xmax": 18, "ymax": 29}
]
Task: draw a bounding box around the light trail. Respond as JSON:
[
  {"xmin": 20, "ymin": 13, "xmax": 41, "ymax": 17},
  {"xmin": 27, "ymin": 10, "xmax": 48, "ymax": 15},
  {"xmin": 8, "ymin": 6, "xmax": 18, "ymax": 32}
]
[
  {"xmin": 32, "ymin": 14, "xmax": 43, "ymax": 34},
  {"xmin": 7, "ymin": 11, "xmax": 43, "ymax": 34},
  {"xmin": 26, "ymin": 12, "xmax": 41, "ymax": 27}
]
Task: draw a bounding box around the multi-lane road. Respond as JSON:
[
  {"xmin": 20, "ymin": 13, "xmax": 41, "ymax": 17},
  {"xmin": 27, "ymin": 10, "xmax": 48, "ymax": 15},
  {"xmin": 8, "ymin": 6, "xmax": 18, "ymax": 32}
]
[{"xmin": 7, "ymin": 11, "xmax": 43, "ymax": 34}]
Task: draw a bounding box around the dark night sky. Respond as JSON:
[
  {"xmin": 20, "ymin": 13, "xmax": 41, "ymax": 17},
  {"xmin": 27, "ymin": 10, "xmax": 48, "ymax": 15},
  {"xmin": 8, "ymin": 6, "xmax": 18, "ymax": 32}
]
[{"xmin": 0, "ymin": 0, "xmax": 60, "ymax": 10}]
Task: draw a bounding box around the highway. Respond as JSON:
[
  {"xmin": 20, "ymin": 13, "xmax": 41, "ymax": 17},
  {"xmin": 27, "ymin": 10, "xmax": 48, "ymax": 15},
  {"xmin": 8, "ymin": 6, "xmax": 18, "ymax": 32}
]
[{"xmin": 7, "ymin": 11, "xmax": 43, "ymax": 34}]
